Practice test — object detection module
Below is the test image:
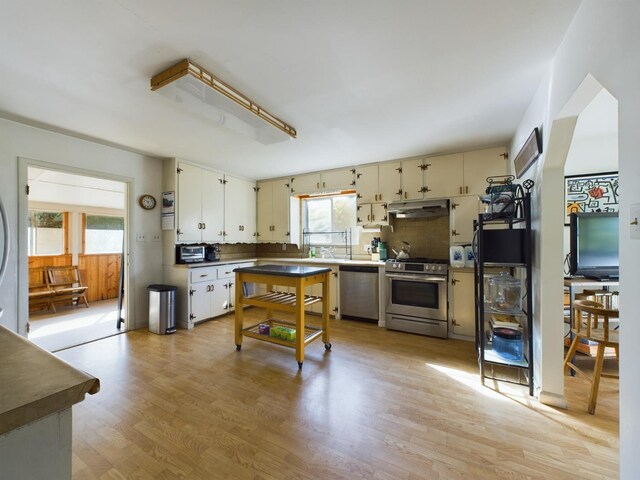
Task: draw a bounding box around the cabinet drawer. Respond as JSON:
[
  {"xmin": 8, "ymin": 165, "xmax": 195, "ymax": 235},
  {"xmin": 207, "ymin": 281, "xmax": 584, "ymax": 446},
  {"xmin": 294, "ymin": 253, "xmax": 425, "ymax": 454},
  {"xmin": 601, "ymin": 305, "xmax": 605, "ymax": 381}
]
[
  {"xmin": 189, "ymin": 266, "xmax": 218, "ymax": 283},
  {"xmin": 217, "ymin": 262, "xmax": 255, "ymax": 279}
]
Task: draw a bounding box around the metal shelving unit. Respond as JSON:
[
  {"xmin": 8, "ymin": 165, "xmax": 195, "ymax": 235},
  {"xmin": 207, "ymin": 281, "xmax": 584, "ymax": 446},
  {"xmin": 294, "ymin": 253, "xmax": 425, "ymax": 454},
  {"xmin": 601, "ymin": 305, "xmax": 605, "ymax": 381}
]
[
  {"xmin": 474, "ymin": 180, "xmax": 534, "ymax": 395},
  {"xmin": 301, "ymin": 228, "xmax": 352, "ymax": 260}
]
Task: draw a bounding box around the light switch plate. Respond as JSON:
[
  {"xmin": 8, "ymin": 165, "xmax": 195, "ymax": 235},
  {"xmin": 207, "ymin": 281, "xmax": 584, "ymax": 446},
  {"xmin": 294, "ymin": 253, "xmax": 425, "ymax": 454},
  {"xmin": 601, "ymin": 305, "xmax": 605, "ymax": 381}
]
[
  {"xmin": 631, "ymin": 203, "xmax": 640, "ymax": 239},
  {"xmin": 136, "ymin": 233, "xmax": 146, "ymax": 242}
]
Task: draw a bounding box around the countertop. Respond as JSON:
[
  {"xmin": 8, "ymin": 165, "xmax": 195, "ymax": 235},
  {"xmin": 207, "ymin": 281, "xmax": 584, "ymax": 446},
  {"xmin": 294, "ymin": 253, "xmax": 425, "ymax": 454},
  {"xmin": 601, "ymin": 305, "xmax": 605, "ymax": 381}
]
[
  {"xmin": 234, "ymin": 264, "xmax": 332, "ymax": 277},
  {"xmin": 173, "ymin": 257, "xmax": 385, "ymax": 268},
  {"xmin": 0, "ymin": 325, "xmax": 100, "ymax": 435}
]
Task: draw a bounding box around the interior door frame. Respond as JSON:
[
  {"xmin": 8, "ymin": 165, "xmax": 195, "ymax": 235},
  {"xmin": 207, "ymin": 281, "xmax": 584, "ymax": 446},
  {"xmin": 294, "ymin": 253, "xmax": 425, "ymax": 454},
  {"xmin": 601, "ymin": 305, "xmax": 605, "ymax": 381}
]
[{"xmin": 17, "ymin": 157, "xmax": 134, "ymax": 337}]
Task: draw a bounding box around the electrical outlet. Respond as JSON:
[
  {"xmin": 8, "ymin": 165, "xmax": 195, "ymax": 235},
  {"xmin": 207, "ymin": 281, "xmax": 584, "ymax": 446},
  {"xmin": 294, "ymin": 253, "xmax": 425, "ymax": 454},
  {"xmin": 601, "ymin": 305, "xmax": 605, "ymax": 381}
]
[
  {"xmin": 152, "ymin": 234, "xmax": 161, "ymax": 242},
  {"xmin": 281, "ymin": 243, "xmax": 287, "ymax": 251},
  {"xmin": 136, "ymin": 233, "xmax": 146, "ymax": 242}
]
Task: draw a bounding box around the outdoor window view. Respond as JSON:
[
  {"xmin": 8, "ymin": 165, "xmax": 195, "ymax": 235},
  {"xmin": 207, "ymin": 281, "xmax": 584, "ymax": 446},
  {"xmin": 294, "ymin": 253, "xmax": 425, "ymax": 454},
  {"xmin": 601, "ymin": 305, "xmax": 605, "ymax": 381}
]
[{"xmin": 303, "ymin": 193, "xmax": 359, "ymax": 245}]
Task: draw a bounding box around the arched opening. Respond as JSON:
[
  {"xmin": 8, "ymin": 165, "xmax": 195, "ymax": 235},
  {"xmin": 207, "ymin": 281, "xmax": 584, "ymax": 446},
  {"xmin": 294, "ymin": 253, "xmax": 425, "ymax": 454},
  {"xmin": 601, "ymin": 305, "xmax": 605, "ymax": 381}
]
[{"xmin": 536, "ymin": 74, "xmax": 618, "ymax": 410}]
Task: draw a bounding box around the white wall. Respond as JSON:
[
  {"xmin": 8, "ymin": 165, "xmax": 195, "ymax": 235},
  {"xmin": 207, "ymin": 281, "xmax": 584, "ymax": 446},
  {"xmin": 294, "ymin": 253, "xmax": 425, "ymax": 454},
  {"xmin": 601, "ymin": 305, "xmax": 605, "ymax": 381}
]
[
  {"xmin": 0, "ymin": 117, "xmax": 164, "ymax": 332},
  {"xmin": 510, "ymin": 1, "xmax": 640, "ymax": 477}
]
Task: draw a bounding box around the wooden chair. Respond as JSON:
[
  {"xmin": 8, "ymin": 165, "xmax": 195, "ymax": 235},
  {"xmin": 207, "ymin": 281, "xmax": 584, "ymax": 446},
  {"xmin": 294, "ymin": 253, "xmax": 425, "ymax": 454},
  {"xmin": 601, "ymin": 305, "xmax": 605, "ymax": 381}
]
[
  {"xmin": 45, "ymin": 266, "xmax": 90, "ymax": 310},
  {"xmin": 28, "ymin": 268, "xmax": 55, "ymax": 312},
  {"xmin": 564, "ymin": 299, "xmax": 619, "ymax": 414}
]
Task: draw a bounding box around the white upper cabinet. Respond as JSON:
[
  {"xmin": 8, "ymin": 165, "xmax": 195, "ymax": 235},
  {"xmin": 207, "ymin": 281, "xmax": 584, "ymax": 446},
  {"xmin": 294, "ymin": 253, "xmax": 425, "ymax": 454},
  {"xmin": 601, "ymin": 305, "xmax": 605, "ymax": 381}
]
[
  {"xmin": 462, "ymin": 147, "xmax": 508, "ymax": 196},
  {"xmin": 377, "ymin": 161, "xmax": 402, "ymax": 203},
  {"xmin": 177, "ymin": 162, "xmax": 224, "ymax": 243},
  {"xmin": 291, "ymin": 169, "xmax": 354, "ymax": 194},
  {"xmin": 450, "ymin": 195, "xmax": 483, "ymax": 244},
  {"xmin": 401, "ymin": 158, "xmax": 425, "ymax": 201},
  {"xmin": 355, "ymin": 164, "xmax": 379, "ymax": 204},
  {"xmin": 224, "ymin": 175, "xmax": 256, "ymax": 243},
  {"xmin": 257, "ymin": 178, "xmax": 291, "ymax": 243},
  {"xmin": 423, "ymin": 153, "xmax": 464, "ymax": 199},
  {"xmin": 321, "ymin": 168, "xmax": 355, "ymax": 191},
  {"xmin": 400, "ymin": 149, "xmax": 505, "ymax": 201},
  {"xmin": 290, "ymin": 173, "xmax": 320, "ymax": 194},
  {"xmin": 356, "ymin": 162, "xmax": 401, "ymax": 204}
]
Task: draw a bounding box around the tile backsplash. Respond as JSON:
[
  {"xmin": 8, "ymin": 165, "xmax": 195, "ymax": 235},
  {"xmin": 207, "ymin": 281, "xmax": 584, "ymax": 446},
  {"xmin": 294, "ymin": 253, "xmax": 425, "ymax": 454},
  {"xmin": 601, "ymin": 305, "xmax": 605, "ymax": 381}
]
[
  {"xmin": 218, "ymin": 215, "xmax": 451, "ymax": 261},
  {"xmin": 377, "ymin": 216, "xmax": 450, "ymax": 260}
]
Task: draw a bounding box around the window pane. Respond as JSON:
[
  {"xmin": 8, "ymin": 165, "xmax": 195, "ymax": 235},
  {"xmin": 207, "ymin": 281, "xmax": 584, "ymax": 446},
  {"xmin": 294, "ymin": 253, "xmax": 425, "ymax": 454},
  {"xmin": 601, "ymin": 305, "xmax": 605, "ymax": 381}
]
[
  {"xmin": 28, "ymin": 210, "xmax": 64, "ymax": 256},
  {"xmin": 85, "ymin": 215, "xmax": 124, "ymax": 253}
]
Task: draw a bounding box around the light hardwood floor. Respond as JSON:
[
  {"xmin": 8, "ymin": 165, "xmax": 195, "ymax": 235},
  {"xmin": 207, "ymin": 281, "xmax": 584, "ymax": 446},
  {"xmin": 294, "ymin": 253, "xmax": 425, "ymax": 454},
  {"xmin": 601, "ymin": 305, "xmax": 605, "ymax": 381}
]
[{"xmin": 57, "ymin": 309, "xmax": 618, "ymax": 479}]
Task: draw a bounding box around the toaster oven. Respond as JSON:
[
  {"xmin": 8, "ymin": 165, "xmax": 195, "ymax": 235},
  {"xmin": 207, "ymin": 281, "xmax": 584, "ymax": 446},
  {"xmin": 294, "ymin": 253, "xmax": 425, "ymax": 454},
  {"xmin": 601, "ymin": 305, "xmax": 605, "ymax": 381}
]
[{"xmin": 176, "ymin": 245, "xmax": 206, "ymax": 264}]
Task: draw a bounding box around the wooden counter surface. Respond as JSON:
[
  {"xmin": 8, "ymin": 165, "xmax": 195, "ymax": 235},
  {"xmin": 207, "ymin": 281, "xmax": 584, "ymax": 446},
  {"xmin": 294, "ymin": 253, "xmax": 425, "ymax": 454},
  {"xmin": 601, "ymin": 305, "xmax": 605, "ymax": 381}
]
[{"xmin": 0, "ymin": 325, "xmax": 99, "ymax": 435}]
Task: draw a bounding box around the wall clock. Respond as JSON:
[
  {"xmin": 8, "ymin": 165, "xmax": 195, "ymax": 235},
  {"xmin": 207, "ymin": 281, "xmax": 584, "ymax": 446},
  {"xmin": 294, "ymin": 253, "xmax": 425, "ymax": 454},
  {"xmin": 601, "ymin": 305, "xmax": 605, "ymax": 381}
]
[{"xmin": 139, "ymin": 194, "xmax": 157, "ymax": 210}]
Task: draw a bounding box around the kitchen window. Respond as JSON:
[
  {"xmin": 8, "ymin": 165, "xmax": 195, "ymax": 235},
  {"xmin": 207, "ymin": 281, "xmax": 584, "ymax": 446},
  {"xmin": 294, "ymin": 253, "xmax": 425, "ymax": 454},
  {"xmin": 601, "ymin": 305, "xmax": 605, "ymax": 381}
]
[
  {"xmin": 28, "ymin": 210, "xmax": 65, "ymax": 256},
  {"xmin": 84, "ymin": 215, "xmax": 124, "ymax": 254},
  {"xmin": 302, "ymin": 193, "xmax": 359, "ymax": 245}
]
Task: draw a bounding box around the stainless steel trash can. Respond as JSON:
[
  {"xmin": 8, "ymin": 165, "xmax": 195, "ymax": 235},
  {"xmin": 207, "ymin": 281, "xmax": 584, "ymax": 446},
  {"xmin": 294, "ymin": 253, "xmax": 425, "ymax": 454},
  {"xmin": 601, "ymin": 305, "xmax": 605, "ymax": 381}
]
[{"xmin": 148, "ymin": 284, "xmax": 177, "ymax": 334}]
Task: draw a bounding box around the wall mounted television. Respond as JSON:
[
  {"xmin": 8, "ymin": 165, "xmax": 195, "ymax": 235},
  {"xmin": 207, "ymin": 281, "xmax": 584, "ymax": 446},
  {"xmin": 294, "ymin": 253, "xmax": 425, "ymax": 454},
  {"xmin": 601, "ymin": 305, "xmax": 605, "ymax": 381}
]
[{"xmin": 569, "ymin": 212, "xmax": 619, "ymax": 280}]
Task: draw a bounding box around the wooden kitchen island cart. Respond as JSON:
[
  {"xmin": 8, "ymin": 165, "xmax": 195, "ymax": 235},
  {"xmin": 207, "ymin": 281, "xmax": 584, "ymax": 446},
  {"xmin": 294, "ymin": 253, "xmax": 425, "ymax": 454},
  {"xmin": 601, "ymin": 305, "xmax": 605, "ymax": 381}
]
[{"xmin": 234, "ymin": 264, "xmax": 332, "ymax": 368}]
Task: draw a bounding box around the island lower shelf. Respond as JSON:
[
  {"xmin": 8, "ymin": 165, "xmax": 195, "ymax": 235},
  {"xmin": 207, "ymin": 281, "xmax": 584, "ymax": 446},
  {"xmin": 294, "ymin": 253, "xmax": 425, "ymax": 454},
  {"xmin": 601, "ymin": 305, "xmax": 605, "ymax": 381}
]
[
  {"xmin": 241, "ymin": 290, "xmax": 322, "ymax": 312},
  {"xmin": 242, "ymin": 318, "xmax": 324, "ymax": 348}
]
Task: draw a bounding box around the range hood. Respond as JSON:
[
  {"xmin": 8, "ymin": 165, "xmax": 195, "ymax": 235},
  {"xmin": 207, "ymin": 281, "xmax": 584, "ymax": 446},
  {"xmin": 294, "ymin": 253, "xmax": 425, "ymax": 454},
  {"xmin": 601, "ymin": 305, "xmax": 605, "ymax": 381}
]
[{"xmin": 386, "ymin": 199, "xmax": 449, "ymax": 218}]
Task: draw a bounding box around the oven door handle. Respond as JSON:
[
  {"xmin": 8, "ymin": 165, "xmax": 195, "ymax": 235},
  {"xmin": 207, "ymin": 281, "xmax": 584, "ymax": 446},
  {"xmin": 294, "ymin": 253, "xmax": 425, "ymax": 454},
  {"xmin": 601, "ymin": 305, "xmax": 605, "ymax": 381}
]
[{"xmin": 385, "ymin": 273, "xmax": 448, "ymax": 282}]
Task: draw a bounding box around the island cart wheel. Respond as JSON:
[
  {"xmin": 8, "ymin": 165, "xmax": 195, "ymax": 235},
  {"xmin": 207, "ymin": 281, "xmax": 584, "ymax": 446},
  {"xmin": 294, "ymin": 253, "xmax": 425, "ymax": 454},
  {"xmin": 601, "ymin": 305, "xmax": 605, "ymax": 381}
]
[
  {"xmin": 236, "ymin": 344, "xmax": 242, "ymax": 351},
  {"xmin": 324, "ymin": 343, "xmax": 332, "ymax": 350}
]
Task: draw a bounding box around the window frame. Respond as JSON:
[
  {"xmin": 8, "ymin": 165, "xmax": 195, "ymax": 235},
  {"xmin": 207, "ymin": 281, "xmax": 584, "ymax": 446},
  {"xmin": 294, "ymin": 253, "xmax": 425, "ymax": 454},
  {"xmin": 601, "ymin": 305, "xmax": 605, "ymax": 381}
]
[{"xmin": 82, "ymin": 213, "xmax": 125, "ymax": 255}]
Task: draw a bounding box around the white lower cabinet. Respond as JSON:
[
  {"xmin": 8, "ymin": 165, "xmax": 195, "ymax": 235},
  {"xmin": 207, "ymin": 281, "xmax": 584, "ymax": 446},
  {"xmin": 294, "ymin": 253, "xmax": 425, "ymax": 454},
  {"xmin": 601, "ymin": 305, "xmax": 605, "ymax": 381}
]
[
  {"xmin": 164, "ymin": 262, "xmax": 255, "ymax": 329},
  {"xmin": 449, "ymin": 270, "xmax": 475, "ymax": 338}
]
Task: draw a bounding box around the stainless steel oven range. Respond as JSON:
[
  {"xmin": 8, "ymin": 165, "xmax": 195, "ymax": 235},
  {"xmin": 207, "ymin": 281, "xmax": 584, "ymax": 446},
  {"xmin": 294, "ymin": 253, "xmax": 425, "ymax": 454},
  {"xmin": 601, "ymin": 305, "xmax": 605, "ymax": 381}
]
[{"xmin": 385, "ymin": 258, "xmax": 448, "ymax": 338}]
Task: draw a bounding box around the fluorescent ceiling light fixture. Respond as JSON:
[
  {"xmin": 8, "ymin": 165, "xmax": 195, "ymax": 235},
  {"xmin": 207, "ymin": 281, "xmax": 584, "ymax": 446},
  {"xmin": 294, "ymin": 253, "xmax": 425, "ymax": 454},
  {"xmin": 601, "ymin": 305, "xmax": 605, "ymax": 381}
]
[{"xmin": 151, "ymin": 59, "xmax": 296, "ymax": 144}]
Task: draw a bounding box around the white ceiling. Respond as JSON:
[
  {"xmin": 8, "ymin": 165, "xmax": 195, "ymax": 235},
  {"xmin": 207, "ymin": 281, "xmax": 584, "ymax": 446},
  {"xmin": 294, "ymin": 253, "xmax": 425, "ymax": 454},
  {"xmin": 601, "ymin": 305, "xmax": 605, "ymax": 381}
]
[
  {"xmin": 28, "ymin": 167, "xmax": 125, "ymax": 210},
  {"xmin": 0, "ymin": 1, "xmax": 581, "ymax": 180}
]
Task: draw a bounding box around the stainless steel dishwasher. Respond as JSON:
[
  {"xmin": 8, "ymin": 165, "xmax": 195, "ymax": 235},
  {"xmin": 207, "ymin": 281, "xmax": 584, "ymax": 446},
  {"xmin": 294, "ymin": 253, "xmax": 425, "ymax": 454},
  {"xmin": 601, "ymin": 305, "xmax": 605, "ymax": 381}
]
[{"xmin": 339, "ymin": 265, "xmax": 379, "ymax": 321}]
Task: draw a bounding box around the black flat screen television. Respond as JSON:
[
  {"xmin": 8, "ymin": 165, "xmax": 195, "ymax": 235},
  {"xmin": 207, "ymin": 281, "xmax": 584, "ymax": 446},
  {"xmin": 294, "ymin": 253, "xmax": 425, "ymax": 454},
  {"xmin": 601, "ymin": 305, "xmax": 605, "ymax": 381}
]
[{"xmin": 569, "ymin": 212, "xmax": 619, "ymax": 280}]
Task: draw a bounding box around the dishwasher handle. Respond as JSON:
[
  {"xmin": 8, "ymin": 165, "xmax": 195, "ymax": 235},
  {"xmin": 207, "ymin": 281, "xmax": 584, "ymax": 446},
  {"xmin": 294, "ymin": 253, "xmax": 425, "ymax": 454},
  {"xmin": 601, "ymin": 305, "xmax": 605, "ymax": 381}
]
[{"xmin": 338, "ymin": 265, "xmax": 379, "ymax": 274}]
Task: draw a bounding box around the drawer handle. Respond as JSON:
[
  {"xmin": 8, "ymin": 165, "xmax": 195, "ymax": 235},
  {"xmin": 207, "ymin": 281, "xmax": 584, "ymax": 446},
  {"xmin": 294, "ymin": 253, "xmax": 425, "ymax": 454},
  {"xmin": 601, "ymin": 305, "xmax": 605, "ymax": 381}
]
[{"xmin": 200, "ymin": 274, "xmax": 208, "ymax": 278}]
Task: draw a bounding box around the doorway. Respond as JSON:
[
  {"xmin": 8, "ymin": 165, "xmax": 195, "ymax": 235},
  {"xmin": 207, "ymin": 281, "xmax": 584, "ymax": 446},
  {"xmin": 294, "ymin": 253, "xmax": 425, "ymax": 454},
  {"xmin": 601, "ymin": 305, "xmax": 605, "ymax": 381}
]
[
  {"xmin": 536, "ymin": 74, "xmax": 619, "ymax": 409},
  {"xmin": 23, "ymin": 165, "xmax": 130, "ymax": 351}
]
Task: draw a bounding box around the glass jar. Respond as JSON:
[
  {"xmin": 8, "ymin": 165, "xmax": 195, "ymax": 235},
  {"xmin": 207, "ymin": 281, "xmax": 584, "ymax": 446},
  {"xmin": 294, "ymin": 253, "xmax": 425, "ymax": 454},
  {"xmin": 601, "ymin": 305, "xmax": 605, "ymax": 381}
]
[{"xmin": 489, "ymin": 272, "xmax": 521, "ymax": 312}]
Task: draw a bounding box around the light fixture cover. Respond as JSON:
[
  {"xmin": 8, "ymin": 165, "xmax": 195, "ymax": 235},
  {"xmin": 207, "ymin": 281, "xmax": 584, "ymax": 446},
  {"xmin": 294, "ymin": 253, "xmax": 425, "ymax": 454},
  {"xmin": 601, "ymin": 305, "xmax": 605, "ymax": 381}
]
[{"xmin": 151, "ymin": 59, "xmax": 296, "ymax": 144}]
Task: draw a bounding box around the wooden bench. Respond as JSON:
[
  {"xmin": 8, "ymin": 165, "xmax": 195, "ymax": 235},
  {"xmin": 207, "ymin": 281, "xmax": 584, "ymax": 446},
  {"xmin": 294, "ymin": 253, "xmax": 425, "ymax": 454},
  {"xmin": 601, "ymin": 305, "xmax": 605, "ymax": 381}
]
[
  {"xmin": 28, "ymin": 268, "xmax": 55, "ymax": 312},
  {"xmin": 45, "ymin": 266, "xmax": 89, "ymax": 310}
]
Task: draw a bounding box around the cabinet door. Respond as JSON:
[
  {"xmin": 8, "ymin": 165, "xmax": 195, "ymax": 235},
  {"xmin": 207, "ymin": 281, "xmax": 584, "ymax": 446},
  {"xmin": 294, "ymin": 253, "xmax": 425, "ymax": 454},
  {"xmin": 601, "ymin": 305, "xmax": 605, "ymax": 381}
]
[
  {"xmin": 451, "ymin": 196, "xmax": 483, "ymax": 244},
  {"xmin": 423, "ymin": 154, "xmax": 463, "ymax": 199},
  {"xmin": 463, "ymin": 147, "xmax": 508, "ymax": 196},
  {"xmin": 271, "ymin": 178, "xmax": 291, "ymax": 243},
  {"xmin": 290, "ymin": 173, "xmax": 320, "ymax": 194},
  {"xmin": 177, "ymin": 162, "xmax": 203, "ymax": 243},
  {"xmin": 256, "ymin": 180, "xmax": 273, "ymax": 242},
  {"xmin": 226, "ymin": 280, "xmax": 236, "ymax": 313},
  {"xmin": 190, "ymin": 282, "xmax": 212, "ymax": 323},
  {"xmin": 321, "ymin": 168, "xmax": 354, "ymax": 191},
  {"xmin": 451, "ymin": 271, "xmax": 476, "ymax": 337},
  {"xmin": 355, "ymin": 164, "xmax": 379, "ymax": 204},
  {"xmin": 224, "ymin": 176, "xmax": 256, "ymax": 243},
  {"xmin": 210, "ymin": 280, "xmax": 229, "ymax": 317},
  {"xmin": 377, "ymin": 161, "xmax": 402, "ymax": 203},
  {"xmin": 201, "ymin": 169, "xmax": 225, "ymax": 243},
  {"xmin": 356, "ymin": 203, "xmax": 372, "ymax": 225},
  {"xmin": 371, "ymin": 203, "xmax": 389, "ymax": 225},
  {"xmin": 401, "ymin": 158, "xmax": 425, "ymax": 201}
]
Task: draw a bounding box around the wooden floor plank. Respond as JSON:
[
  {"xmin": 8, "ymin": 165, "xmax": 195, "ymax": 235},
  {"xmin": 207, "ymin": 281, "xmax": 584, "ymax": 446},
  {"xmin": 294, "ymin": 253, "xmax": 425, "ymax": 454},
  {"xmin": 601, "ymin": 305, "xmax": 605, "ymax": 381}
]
[{"xmin": 57, "ymin": 309, "xmax": 619, "ymax": 479}]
